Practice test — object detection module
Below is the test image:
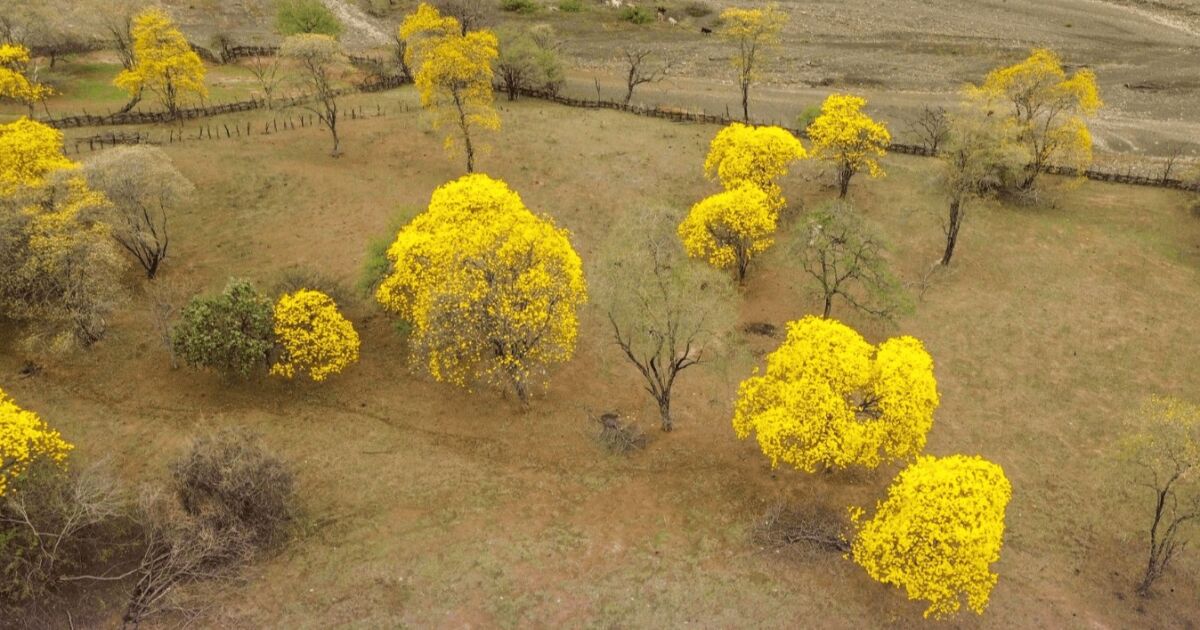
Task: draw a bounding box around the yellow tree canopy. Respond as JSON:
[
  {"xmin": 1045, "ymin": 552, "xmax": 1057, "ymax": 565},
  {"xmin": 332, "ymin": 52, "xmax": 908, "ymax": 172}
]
[
  {"xmin": 412, "ymin": 27, "xmax": 499, "ymax": 170},
  {"xmin": 375, "ymin": 174, "xmax": 587, "ymax": 401},
  {"xmin": 271, "ymin": 289, "xmax": 361, "ymax": 382},
  {"xmin": 717, "ymin": 3, "xmax": 786, "ymax": 120},
  {"xmin": 0, "ymin": 385, "xmax": 73, "ymax": 496},
  {"xmin": 399, "ymin": 2, "xmax": 461, "ymax": 70},
  {"xmin": 733, "ymin": 316, "xmax": 939, "ymax": 471},
  {"xmin": 969, "ymin": 48, "xmax": 1101, "ymax": 179},
  {"xmin": 114, "ymin": 8, "xmax": 207, "ymax": 113},
  {"xmin": 808, "ymin": 94, "xmax": 891, "ymax": 196},
  {"xmin": 704, "ymin": 122, "xmax": 806, "ymax": 209},
  {"xmin": 851, "ymin": 455, "xmax": 1012, "ymax": 619},
  {"xmin": 0, "ymin": 44, "xmax": 54, "ymax": 109},
  {"xmin": 677, "ymin": 183, "xmax": 776, "ymax": 283},
  {"xmin": 0, "ymin": 117, "xmax": 75, "ymax": 195}
]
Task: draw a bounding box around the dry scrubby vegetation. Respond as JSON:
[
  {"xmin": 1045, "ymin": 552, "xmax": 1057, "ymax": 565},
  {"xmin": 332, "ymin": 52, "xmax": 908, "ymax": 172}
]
[{"xmin": 1, "ymin": 0, "xmax": 1198, "ymax": 626}]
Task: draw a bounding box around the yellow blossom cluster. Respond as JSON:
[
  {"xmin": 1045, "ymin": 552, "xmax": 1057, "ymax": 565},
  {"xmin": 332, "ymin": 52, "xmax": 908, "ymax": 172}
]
[
  {"xmin": 704, "ymin": 122, "xmax": 806, "ymax": 210},
  {"xmin": 375, "ymin": 174, "xmax": 587, "ymax": 400},
  {"xmin": 271, "ymin": 289, "xmax": 361, "ymax": 382},
  {"xmin": 0, "ymin": 117, "xmax": 76, "ymax": 195},
  {"xmin": 808, "ymin": 94, "xmax": 891, "ymax": 197},
  {"xmin": 732, "ymin": 316, "xmax": 939, "ymax": 471},
  {"xmin": 677, "ymin": 184, "xmax": 776, "ymax": 283},
  {"xmin": 969, "ymin": 48, "xmax": 1101, "ymax": 181},
  {"xmin": 0, "ymin": 44, "xmax": 54, "ymax": 111},
  {"xmin": 0, "ymin": 385, "xmax": 73, "ymax": 497},
  {"xmin": 850, "ymin": 455, "xmax": 1012, "ymax": 619}
]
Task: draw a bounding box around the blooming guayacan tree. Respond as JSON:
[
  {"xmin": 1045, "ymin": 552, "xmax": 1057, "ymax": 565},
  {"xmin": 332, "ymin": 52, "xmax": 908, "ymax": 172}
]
[
  {"xmin": 733, "ymin": 316, "xmax": 939, "ymax": 472},
  {"xmin": 271, "ymin": 289, "xmax": 361, "ymax": 382},
  {"xmin": 678, "ymin": 184, "xmax": 776, "ymax": 283},
  {"xmin": 0, "ymin": 385, "xmax": 73, "ymax": 497},
  {"xmin": 969, "ymin": 48, "xmax": 1101, "ymax": 191},
  {"xmin": 0, "ymin": 44, "xmax": 53, "ymax": 115},
  {"xmin": 376, "ymin": 174, "xmax": 587, "ymax": 402},
  {"xmin": 114, "ymin": 8, "xmax": 207, "ymax": 117},
  {"xmin": 0, "ymin": 118, "xmax": 126, "ymax": 346},
  {"xmin": 717, "ymin": 3, "xmax": 786, "ymax": 121},
  {"xmin": 808, "ymin": 94, "xmax": 891, "ymax": 198},
  {"xmin": 851, "ymin": 455, "xmax": 1012, "ymax": 619},
  {"xmin": 704, "ymin": 123, "xmax": 806, "ymax": 210},
  {"xmin": 401, "ymin": 3, "xmax": 499, "ymax": 172}
]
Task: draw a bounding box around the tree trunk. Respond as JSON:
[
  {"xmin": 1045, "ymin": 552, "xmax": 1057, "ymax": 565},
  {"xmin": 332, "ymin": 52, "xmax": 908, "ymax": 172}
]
[
  {"xmin": 117, "ymin": 90, "xmax": 143, "ymax": 114},
  {"xmin": 941, "ymin": 198, "xmax": 962, "ymax": 265},
  {"xmin": 823, "ymin": 293, "xmax": 833, "ymax": 318},
  {"xmin": 837, "ymin": 165, "xmax": 851, "ymax": 199},
  {"xmin": 741, "ymin": 81, "xmax": 750, "ymax": 122},
  {"xmin": 657, "ymin": 395, "xmax": 672, "ymax": 432},
  {"xmin": 464, "ymin": 131, "xmax": 475, "ymax": 173}
]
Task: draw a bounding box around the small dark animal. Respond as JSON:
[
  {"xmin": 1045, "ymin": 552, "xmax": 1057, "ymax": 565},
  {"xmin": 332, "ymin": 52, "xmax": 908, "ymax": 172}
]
[{"xmin": 700, "ymin": 26, "xmax": 713, "ymax": 34}]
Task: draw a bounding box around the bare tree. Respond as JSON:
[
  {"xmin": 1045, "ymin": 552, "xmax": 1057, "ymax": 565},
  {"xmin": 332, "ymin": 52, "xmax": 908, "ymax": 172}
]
[
  {"xmin": 620, "ymin": 47, "xmax": 675, "ymax": 106},
  {"xmin": 1117, "ymin": 396, "xmax": 1200, "ymax": 597},
  {"xmin": 795, "ymin": 201, "xmax": 910, "ymax": 321},
  {"xmin": 1159, "ymin": 143, "xmax": 1186, "ymax": 184},
  {"xmin": 243, "ymin": 54, "xmax": 284, "ymax": 109},
  {"xmin": 98, "ymin": 0, "xmax": 146, "ymax": 113},
  {"xmin": 436, "ymin": 0, "xmax": 486, "ymax": 35},
  {"xmin": 83, "ymin": 146, "xmax": 194, "ymax": 279},
  {"xmin": 281, "ymin": 34, "xmax": 343, "ymax": 156},
  {"xmin": 906, "ymin": 105, "xmax": 950, "ymax": 154},
  {"xmin": 391, "ymin": 33, "xmax": 413, "ymax": 82},
  {"xmin": 598, "ymin": 207, "xmax": 736, "ymax": 432}
]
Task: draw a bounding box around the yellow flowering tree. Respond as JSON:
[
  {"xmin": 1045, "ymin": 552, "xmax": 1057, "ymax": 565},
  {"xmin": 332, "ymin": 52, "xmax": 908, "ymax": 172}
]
[
  {"xmin": 0, "ymin": 117, "xmax": 75, "ymax": 195},
  {"xmin": 851, "ymin": 454, "xmax": 1012, "ymax": 619},
  {"xmin": 376, "ymin": 174, "xmax": 587, "ymax": 402},
  {"xmin": 113, "ymin": 8, "xmax": 207, "ymax": 117},
  {"xmin": 271, "ymin": 289, "xmax": 361, "ymax": 382},
  {"xmin": 401, "ymin": 3, "xmax": 499, "ymax": 172},
  {"xmin": 808, "ymin": 94, "xmax": 891, "ymax": 198},
  {"xmin": 704, "ymin": 122, "xmax": 806, "ymax": 209},
  {"xmin": 0, "ymin": 44, "xmax": 54, "ymax": 116},
  {"xmin": 0, "ymin": 385, "xmax": 73, "ymax": 497},
  {"xmin": 399, "ymin": 3, "xmax": 461, "ymax": 71},
  {"xmin": 0, "ymin": 119, "xmax": 126, "ymax": 346},
  {"xmin": 677, "ymin": 184, "xmax": 776, "ymax": 284},
  {"xmin": 969, "ymin": 48, "xmax": 1101, "ymax": 191},
  {"xmin": 717, "ymin": 3, "xmax": 786, "ymax": 121},
  {"xmin": 733, "ymin": 316, "xmax": 939, "ymax": 472}
]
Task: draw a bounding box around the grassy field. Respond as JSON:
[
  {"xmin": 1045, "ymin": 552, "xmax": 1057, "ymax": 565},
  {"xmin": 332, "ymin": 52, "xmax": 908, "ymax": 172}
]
[{"xmin": 2, "ymin": 78, "xmax": 1198, "ymax": 627}]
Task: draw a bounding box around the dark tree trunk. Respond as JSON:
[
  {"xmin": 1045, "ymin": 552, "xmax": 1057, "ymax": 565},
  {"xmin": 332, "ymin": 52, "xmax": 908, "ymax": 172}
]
[
  {"xmin": 823, "ymin": 293, "xmax": 833, "ymax": 318},
  {"xmin": 941, "ymin": 198, "xmax": 963, "ymax": 265},
  {"xmin": 741, "ymin": 82, "xmax": 750, "ymax": 122},
  {"xmin": 838, "ymin": 165, "xmax": 852, "ymax": 199},
  {"xmin": 657, "ymin": 395, "xmax": 672, "ymax": 432}
]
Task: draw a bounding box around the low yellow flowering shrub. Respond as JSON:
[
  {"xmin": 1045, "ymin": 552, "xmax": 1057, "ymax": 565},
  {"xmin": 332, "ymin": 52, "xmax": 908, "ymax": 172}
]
[
  {"xmin": 732, "ymin": 316, "xmax": 939, "ymax": 471},
  {"xmin": 704, "ymin": 122, "xmax": 806, "ymax": 209},
  {"xmin": 677, "ymin": 184, "xmax": 776, "ymax": 283},
  {"xmin": 0, "ymin": 386, "xmax": 73, "ymax": 497},
  {"xmin": 271, "ymin": 289, "xmax": 361, "ymax": 382},
  {"xmin": 375, "ymin": 174, "xmax": 587, "ymax": 401},
  {"xmin": 851, "ymin": 454, "xmax": 1012, "ymax": 619}
]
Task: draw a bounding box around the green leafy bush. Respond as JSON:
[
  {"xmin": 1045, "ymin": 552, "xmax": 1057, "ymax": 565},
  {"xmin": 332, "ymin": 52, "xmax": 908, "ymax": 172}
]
[
  {"xmin": 797, "ymin": 105, "xmax": 822, "ymax": 131},
  {"xmin": 275, "ymin": 0, "xmax": 344, "ymax": 36},
  {"xmin": 559, "ymin": 0, "xmax": 583, "ymax": 11},
  {"xmin": 500, "ymin": 0, "xmax": 540, "ymax": 13},
  {"xmin": 620, "ymin": 5, "xmax": 653, "ymax": 23},
  {"xmin": 171, "ymin": 279, "xmax": 274, "ymax": 378}
]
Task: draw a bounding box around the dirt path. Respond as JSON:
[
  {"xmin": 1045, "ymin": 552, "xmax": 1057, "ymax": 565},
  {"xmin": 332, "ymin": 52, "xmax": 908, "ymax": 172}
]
[{"xmin": 321, "ymin": 0, "xmax": 391, "ymax": 47}]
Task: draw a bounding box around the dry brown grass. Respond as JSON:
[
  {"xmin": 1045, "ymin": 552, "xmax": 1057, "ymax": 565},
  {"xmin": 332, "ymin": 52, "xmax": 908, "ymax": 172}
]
[{"xmin": 0, "ymin": 85, "xmax": 1198, "ymax": 627}]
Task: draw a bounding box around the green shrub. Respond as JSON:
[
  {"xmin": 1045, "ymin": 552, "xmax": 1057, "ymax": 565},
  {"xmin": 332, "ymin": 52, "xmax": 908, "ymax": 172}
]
[
  {"xmin": 558, "ymin": 0, "xmax": 583, "ymax": 11},
  {"xmin": 682, "ymin": 1, "xmax": 712, "ymax": 17},
  {"xmin": 275, "ymin": 0, "xmax": 344, "ymax": 37},
  {"xmin": 619, "ymin": 5, "xmax": 653, "ymax": 23},
  {"xmin": 171, "ymin": 279, "xmax": 274, "ymax": 378},
  {"xmin": 500, "ymin": 0, "xmax": 540, "ymax": 13},
  {"xmin": 796, "ymin": 105, "xmax": 821, "ymax": 131},
  {"xmin": 358, "ymin": 207, "xmax": 420, "ymax": 297}
]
